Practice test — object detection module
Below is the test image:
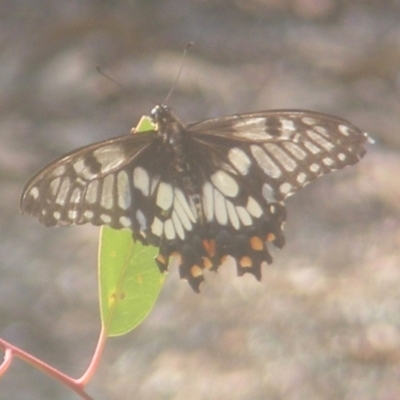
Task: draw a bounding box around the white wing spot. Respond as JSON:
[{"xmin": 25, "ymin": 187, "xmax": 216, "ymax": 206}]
[
  {"xmin": 73, "ymin": 159, "xmax": 85, "ymax": 174},
  {"xmin": 68, "ymin": 210, "xmax": 78, "ymax": 220},
  {"xmin": 264, "ymin": 143, "xmax": 297, "ymax": 172},
  {"xmin": 174, "ymin": 198, "xmax": 192, "ymax": 231},
  {"xmin": 307, "ymin": 130, "xmax": 334, "ymax": 151},
  {"xmin": 164, "ymin": 219, "xmax": 176, "ymax": 240},
  {"xmin": 226, "ymin": 200, "xmax": 240, "ymax": 229},
  {"xmin": 246, "ymin": 196, "xmax": 262, "ymax": 218},
  {"xmin": 156, "ymin": 182, "xmax": 174, "ymax": 211},
  {"xmin": 150, "ymin": 175, "xmax": 160, "ymax": 195},
  {"xmin": 53, "ymin": 211, "xmax": 61, "ymax": 220},
  {"xmin": 100, "ymin": 214, "xmax": 112, "ymax": 224},
  {"xmin": 280, "ymin": 182, "xmax": 292, "ymax": 195},
  {"xmin": 172, "ymin": 210, "xmax": 185, "ymax": 240},
  {"xmin": 296, "ymin": 172, "xmax": 307, "ymax": 184},
  {"xmin": 262, "ymin": 183, "xmax": 275, "ymax": 202},
  {"xmin": 323, "ymin": 157, "xmax": 334, "ymax": 166},
  {"xmin": 49, "ymin": 178, "xmax": 61, "ymax": 196},
  {"xmin": 338, "ymin": 153, "xmax": 346, "ymax": 161},
  {"xmin": 29, "ymin": 187, "xmax": 39, "ymax": 200},
  {"xmin": 282, "ymin": 142, "xmax": 307, "ymax": 160},
  {"xmin": 55, "ymin": 178, "xmax": 71, "ymax": 206},
  {"xmin": 72, "ymin": 159, "xmax": 93, "ymax": 179},
  {"xmin": 51, "ymin": 165, "xmax": 67, "ymax": 177},
  {"xmin": 70, "ymin": 188, "xmax": 82, "ymax": 204},
  {"xmin": 228, "ymin": 147, "xmax": 251, "ymax": 175},
  {"xmin": 214, "ymin": 189, "xmax": 228, "ymax": 225},
  {"xmin": 84, "ymin": 210, "xmax": 94, "ymax": 220},
  {"xmin": 313, "ymin": 125, "xmax": 329, "ymax": 137},
  {"xmin": 119, "ymin": 216, "xmax": 132, "ymax": 227},
  {"xmin": 301, "ymin": 117, "xmax": 317, "ymax": 125},
  {"xmin": 236, "ymin": 206, "xmax": 252, "ymax": 226},
  {"xmin": 211, "ymin": 170, "xmax": 239, "ymax": 198},
  {"xmin": 338, "ymin": 124, "xmax": 351, "ymax": 136},
  {"xmin": 310, "ymin": 163, "xmax": 320, "ymax": 173},
  {"xmin": 281, "ymin": 118, "xmax": 296, "ymax": 131},
  {"xmin": 233, "ymin": 117, "xmax": 265, "ymax": 131},
  {"xmin": 202, "ymin": 182, "xmax": 214, "ymax": 222},
  {"xmin": 117, "ymin": 170, "xmax": 131, "ymax": 210},
  {"xmin": 133, "ymin": 167, "xmax": 150, "ymax": 196},
  {"xmin": 303, "ymin": 140, "xmax": 321, "ymax": 154},
  {"xmin": 85, "ymin": 180, "xmax": 99, "ymax": 204},
  {"xmin": 174, "ymin": 188, "xmax": 196, "ymax": 222},
  {"xmin": 93, "ymin": 145, "xmax": 126, "ymax": 174},
  {"xmin": 251, "ymin": 145, "xmax": 282, "ymax": 178},
  {"xmin": 136, "ymin": 209, "xmax": 147, "ymax": 230},
  {"xmin": 151, "ymin": 217, "xmax": 163, "ymax": 237},
  {"xmin": 100, "ymin": 174, "xmax": 114, "ymax": 210}
]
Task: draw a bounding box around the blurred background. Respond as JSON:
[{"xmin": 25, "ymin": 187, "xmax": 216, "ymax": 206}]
[{"xmin": 1, "ymin": 1, "xmax": 400, "ymax": 399}]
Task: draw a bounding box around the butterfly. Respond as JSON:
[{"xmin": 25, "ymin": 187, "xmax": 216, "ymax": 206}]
[{"xmin": 20, "ymin": 104, "xmax": 370, "ymax": 292}]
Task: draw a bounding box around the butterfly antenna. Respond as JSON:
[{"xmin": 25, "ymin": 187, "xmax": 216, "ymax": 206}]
[
  {"xmin": 97, "ymin": 66, "xmax": 157, "ymax": 107},
  {"xmin": 163, "ymin": 42, "xmax": 194, "ymax": 105},
  {"xmin": 96, "ymin": 66, "xmax": 128, "ymax": 92}
]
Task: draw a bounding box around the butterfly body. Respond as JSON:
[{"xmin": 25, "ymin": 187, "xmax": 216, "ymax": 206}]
[
  {"xmin": 153, "ymin": 106, "xmax": 205, "ymax": 222},
  {"xmin": 21, "ymin": 105, "xmax": 369, "ymax": 292}
]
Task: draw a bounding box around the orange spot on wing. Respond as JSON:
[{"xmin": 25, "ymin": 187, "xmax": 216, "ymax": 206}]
[
  {"xmin": 202, "ymin": 239, "xmax": 216, "ymax": 257},
  {"xmin": 203, "ymin": 257, "xmax": 213, "ymax": 270},
  {"xmin": 266, "ymin": 233, "xmax": 276, "ymax": 242},
  {"xmin": 156, "ymin": 253, "xmax": 167, "ymax": 266},
  {"xmin": 191, "ymin": 264, "xmax": 203, "ymax": 278},
  {"xmin": 239, "ymin": 256, "xmax": 252, "ymax": 268},
  {"xmin": 250, "ymin": 236, "xmax": 264, "ymax": 251}
]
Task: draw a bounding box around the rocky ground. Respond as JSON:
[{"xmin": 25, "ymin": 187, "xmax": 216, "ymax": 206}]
[{"xmin": 1, "ymin": 1, "xmax": 400, "ymax": 399}]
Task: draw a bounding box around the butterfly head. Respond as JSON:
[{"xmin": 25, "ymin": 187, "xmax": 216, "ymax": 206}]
[
  {"xmin": 151, "ymin": 104, "xmax": 173, "ymax": 126},
  {"xmin": 150, "ymin": 104, "xmax": 185, "ymax": 141}
]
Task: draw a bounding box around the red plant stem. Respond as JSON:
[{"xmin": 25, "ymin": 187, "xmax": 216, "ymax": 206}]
[
  {"xmin": 0, "ymin": 348, "xmax": 13, "ymax": 377},
  {"xmin": 75, "ymin": 325, "xmax": 107, "ymax": 386},
  {"xmin": 0, "ymin": 326, "xmax": 107, "ymax": 400}
]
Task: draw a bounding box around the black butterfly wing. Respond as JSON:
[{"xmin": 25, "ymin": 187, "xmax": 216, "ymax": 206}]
[
  {"xmin": 20, "ymin": 131, "xmax": 158, "ymax": 231},
  {"xmin": 20, "ymin": 106, "xmax": 369, "ymax": 292},
  {"xmin": 155, "ymin": 109, "xmax": 368, "ymax": 290},
  {"xmin": 189, "ymin": 110, "xmax": 368, "ymax": 202}
]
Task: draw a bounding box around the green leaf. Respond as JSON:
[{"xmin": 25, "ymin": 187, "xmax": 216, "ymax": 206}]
[
  {"xmin": 135, "ymin": 115, "xmax": 156, "ymax": 133},
  {"xmin": 99, "ymin": 228, "xmax": 164, "ymax": 336},
  {"xmin": 98, "ymin": 115, "xmax": 165, "ymax": 337}
]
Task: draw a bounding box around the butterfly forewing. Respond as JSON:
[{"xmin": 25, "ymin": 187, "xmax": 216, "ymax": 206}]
[
  {"xmin": 191, "ymin": 110, "xmax": 366, "ymax": 200},
  {"xmin": 21, "ymin": 105, "xmax": 369, "ymax": 291},
  {"xmin": 21, "ymin": 132, "xmax": 157, "ymax": 228}
]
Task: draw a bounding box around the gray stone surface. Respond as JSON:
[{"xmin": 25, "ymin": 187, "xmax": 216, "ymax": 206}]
[{"xmin": 1, "ymin": 1, "xmax": 399, "ymax": 399}]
